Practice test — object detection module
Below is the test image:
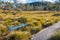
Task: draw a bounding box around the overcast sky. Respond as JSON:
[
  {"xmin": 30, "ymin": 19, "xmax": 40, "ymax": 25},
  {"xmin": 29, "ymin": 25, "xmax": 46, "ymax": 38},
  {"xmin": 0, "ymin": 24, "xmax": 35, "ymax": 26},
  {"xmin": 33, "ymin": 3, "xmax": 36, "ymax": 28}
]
[{"xmin": 1, "ymin": 0, "xmax": 56, "ymax": 3}]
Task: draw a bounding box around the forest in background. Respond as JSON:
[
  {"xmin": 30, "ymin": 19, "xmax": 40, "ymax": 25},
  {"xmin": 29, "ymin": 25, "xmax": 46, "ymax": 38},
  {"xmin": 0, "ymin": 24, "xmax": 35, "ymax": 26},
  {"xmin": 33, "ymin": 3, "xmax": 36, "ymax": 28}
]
[{"xmin": 0, "ymin": 0, "xmax": 60, "ymax": 11}]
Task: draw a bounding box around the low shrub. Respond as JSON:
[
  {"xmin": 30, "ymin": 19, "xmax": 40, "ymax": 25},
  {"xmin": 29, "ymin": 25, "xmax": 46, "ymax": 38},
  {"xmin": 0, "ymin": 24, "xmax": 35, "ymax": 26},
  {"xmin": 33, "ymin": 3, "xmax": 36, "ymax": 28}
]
[
  {"xmin": 48, "ymin": 30, "xmax": 60, "ymax": 40},
  {"xmin": 30, "ymin": 27, "xmax": 42, "ymax": 34},
  {"xmin": 4, "ymin": 31, "xmax": 31, "ymax": 40},
  {"xmin": 18, "ymin": 17, "xmax": 27, "ymax": 23}
]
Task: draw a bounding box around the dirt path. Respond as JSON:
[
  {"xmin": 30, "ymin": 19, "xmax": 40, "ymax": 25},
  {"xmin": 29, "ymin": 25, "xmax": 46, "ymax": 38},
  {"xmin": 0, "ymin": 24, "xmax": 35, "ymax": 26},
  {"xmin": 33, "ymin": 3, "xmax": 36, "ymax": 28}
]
[{"xmin": 31, "ymin": 22, "xmax": 60, "ymax": 40}]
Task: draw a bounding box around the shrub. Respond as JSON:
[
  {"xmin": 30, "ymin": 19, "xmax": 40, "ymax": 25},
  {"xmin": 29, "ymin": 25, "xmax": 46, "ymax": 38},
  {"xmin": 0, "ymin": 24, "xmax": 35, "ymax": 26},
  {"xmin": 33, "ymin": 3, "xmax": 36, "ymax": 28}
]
[
  {"xmin": 18, "ymin": 17, "xmax": 27, "ymax": 23},
  {"xmin": 0, "ymin": 25, "xmax": 8, "ymax": 37},
  {"xmin": 20, "ymin": 27, "xmax": 27, "ymax": 31},
  {"xmin": 33, "ymin": 21, "xmax": 42, "ymax": 26},
  {"xmin": 3, "ymin": 18, "xmax": 13, "ymax": 26},
  {"xmin": 4, "ymin": 31, "xmax": 31, "ymax": 40},
  {"xmin": 53, "ymin": 14, "xmax": 60, "ymax": 16},
  {"xmin": 25, "ymin": 26, "xmax": 32, "ymax": 32},
  {"xmin": 30, "ymin": 27, "xmax": 42, "ymax": 34},
  {"xmin": 48, "ymin": 30, "xmax": 60, "ymax": 40},
  {"xmin": 28, "ymin": 23, "xmax": 35, "ymax": 27},
  {"xmin": 13, "ymin": 21, "xmax": 20, "ymax": 26}
]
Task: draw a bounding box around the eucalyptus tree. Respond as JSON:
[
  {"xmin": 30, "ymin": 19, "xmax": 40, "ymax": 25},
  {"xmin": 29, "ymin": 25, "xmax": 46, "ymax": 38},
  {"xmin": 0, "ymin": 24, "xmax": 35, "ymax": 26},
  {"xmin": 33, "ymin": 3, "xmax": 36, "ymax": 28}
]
[
  {"xmin": 13, "ymin": 0, "xmax": 17, "ymax": 7},
  {"xmin": 54, "ymin": 0, "xmax": 60, "ymax": 10},
  {"xmin": 0, "ymin": 1, "xmax": 4, "ymax": 4}
]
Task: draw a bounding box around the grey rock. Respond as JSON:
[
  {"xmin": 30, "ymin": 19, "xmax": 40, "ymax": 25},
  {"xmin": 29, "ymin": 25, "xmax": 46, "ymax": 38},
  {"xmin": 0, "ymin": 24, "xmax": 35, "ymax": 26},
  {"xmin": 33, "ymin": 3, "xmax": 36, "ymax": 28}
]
[{"xmin": 31, "ymin": 22, "xmax": 60, "ymax": 40}]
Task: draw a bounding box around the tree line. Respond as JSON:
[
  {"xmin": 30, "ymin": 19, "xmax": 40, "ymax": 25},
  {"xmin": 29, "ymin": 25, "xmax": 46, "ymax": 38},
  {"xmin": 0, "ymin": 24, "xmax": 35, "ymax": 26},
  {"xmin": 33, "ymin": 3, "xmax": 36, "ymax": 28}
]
[{"xmin": 0, "ymin": 0, "xmax": 60, "ymax": 11}]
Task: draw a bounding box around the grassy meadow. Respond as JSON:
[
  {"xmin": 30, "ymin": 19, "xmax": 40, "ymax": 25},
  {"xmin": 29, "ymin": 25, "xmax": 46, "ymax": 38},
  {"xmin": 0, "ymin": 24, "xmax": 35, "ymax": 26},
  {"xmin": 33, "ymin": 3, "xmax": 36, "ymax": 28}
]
[{"xmin": 0, "ymin": 9, "xmax": 60, "ymax": 40}]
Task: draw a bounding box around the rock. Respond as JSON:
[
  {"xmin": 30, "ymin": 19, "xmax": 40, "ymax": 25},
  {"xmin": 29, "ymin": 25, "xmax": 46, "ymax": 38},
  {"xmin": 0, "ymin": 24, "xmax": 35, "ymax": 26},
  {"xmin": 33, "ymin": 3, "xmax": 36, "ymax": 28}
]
[{"xmin": 31, "ymin": 22, "xmax": 60, "ymax": 40}]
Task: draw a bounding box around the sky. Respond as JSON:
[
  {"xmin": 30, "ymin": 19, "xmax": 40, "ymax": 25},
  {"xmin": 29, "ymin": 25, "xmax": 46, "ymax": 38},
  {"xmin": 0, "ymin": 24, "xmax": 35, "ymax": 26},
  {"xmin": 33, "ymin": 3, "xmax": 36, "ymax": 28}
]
[{"xmin": 1, "ymin": 0, "xmax": 56, "ymax": 3}]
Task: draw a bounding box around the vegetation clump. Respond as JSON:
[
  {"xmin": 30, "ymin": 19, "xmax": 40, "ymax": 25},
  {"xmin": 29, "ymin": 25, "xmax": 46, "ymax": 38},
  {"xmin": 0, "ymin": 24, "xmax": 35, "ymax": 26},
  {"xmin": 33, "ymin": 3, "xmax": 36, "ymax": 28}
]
[
  {"xmin": 48, "ymin": 30, "xmax": 60, "ymax": 40},
  {"xmin": 3, "ymin": 31, "xmax": 31, "ymax": 40}
]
